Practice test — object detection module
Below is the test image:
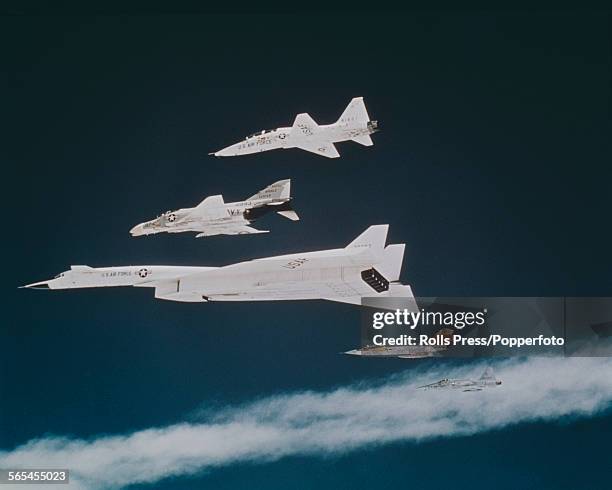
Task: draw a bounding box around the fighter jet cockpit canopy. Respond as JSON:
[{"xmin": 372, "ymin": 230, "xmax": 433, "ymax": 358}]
[{"xmin": 143, "ymin": 211, "xmax": 172, "ymax": 229}]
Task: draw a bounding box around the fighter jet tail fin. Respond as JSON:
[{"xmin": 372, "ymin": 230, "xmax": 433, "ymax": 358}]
[
  {"xmin": 247, "ymin": 179, "xmax": 291, "ymax": 201},
  {"xmin": 274, "ymin": 201, "xmax": 300, "ymax": 221},
  {"xmin": 277, "ymin": 209, "xmax": 299, "ymax": 221},
  {"xmin": 337, "ymin": 97, "xmax": 371, "ymax": 126},
  {"xmin": 346, "ymin": 225, "xmax": 388, "ymax": 252},
  {"xmin": 480, "ymin": 367, "xmax": 496, "ymax": 381}
]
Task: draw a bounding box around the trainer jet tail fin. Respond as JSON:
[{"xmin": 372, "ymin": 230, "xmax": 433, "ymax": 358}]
[{"xmin": 337, "ymin": 97, "xmax": 371, "ymax": 126}]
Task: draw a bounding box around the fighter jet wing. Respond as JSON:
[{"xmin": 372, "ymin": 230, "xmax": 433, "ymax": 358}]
[
  {"xmin": 297, "ymin": 141, "xmax": 340, "ymax": 158},
  {"xmin": 224, "ymin": 225, "xmax": 269, "ymax": 235},
  {"xmin": 417, "ymin": 380, "xmax": 445, "ymax": 389},
  {"xmin": 195, "ymin": 225, "xmax": 269, "ymax": 238},
  {"xmin": 189, "ymin": 195, "xmax": 227, "ymax": 220}
]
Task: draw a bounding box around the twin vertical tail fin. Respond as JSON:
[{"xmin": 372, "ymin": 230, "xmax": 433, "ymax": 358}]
[
  {"xmin": 378, "ymin": 243, "xmax": 405, "ymax": 282},
  {"xmin": 347, "ymin": 225, "xmax": 405, "ymax": 282},
  {"xmin": 346, "ymin": 224, "xmax": 389, "ymax": 252}
]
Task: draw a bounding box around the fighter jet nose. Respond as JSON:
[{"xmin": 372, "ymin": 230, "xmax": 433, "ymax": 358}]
[
  {"xmin": 130, "ymin": 225, "xmax": 144, "ymax": 236},
  {"xmin": 344, "ymin": 350, "xmax": 362, "ymax": 356}
]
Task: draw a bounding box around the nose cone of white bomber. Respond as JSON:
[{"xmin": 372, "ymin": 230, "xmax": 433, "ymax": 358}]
[{"xmin": 21, "ymin": 279, "xmax": 52, "ymax": 289}]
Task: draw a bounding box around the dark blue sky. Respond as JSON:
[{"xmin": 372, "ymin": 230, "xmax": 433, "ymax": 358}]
[{"xmin": 1, "ymin": 10, "xmax": 610, "ymax": 489}]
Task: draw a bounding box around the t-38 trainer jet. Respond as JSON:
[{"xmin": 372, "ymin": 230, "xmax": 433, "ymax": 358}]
[
  {"xmin": 130, "ymin": 179, "xmax": 298, "ymax": 238},
  {"xmin": 24, "ymin": 225, "xmax": 413, "ymax": 308},
  {"xmin": 210, "ymin": 97, "xmax": 378, "ymax": 159},
  {"xmin": 417, "ymin": 367, "xmax": 502, "ymax": 392}
]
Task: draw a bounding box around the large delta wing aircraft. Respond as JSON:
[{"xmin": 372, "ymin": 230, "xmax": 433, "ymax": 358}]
[
  {"xmin": 130, "ymin": 179, "xmax": 298, "ymax": 238},
  {"xmin": 417, "ymin": 367, "xmax": 502, "ymax": 392},
  {"xmin": 345, "ymin": 328, "xmax": 454, "ymax": 358},
  {"xmin": 210, "ymin": 97, "xmax": 378, "ymax": 159},
  {"xmin": 24, "ymin": 225, "xmax": 414, "ymax": 308}
]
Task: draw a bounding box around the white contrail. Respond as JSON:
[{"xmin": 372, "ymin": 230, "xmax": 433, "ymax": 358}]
[{"xmin": 2, "ymin": 357, "xmax": 611, "ymax": 489}]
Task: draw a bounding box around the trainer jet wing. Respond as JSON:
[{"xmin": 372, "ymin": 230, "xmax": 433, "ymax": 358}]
[
  {"xmin": 292, "ymin": 113, "xmax": 319, "ymax": 137},
  {"xmin": 24, "ymin": 225, "xmax": 414, "ymax": 309},
  {"xmin": 296, "ymin": 141, "xmax": 340, "ymax": 158},
  {"xmin": 291, "ymin": 113, "xmax": 340, "ymax": 158}
]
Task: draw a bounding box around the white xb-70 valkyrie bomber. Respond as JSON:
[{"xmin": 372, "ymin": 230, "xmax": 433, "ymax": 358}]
[
  {"xmin": 25, "ymin": 225, "xmax": 414, "ymax": 308},
  {"xmin": 211, "ymin": 97, "xmax": 378, "ymax": 159},
  {"xmin": 130, "ymin": 179, "xmax": 298, "ymax": 238}
]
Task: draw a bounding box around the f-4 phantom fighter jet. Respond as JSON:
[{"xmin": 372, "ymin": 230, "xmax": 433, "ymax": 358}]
[
  {"xmin": 130, "ymin": 179, "xmax": 298, "ymax": 238},
  {"xmin": 417, "ymin": 367, "xmax": 502, "ymax": 392},
  {"xmin": 24, "ymin": 225, "xmax": 414, "ymax": 308},
  {"xmin": 210, "ymin": 97, "xmax": 378, "ymax": 159}
]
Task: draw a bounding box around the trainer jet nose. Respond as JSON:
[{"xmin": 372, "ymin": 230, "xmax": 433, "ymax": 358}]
[{"xmin": 209, "ymin": 142, "xmax": 241, "ymax": 157}]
